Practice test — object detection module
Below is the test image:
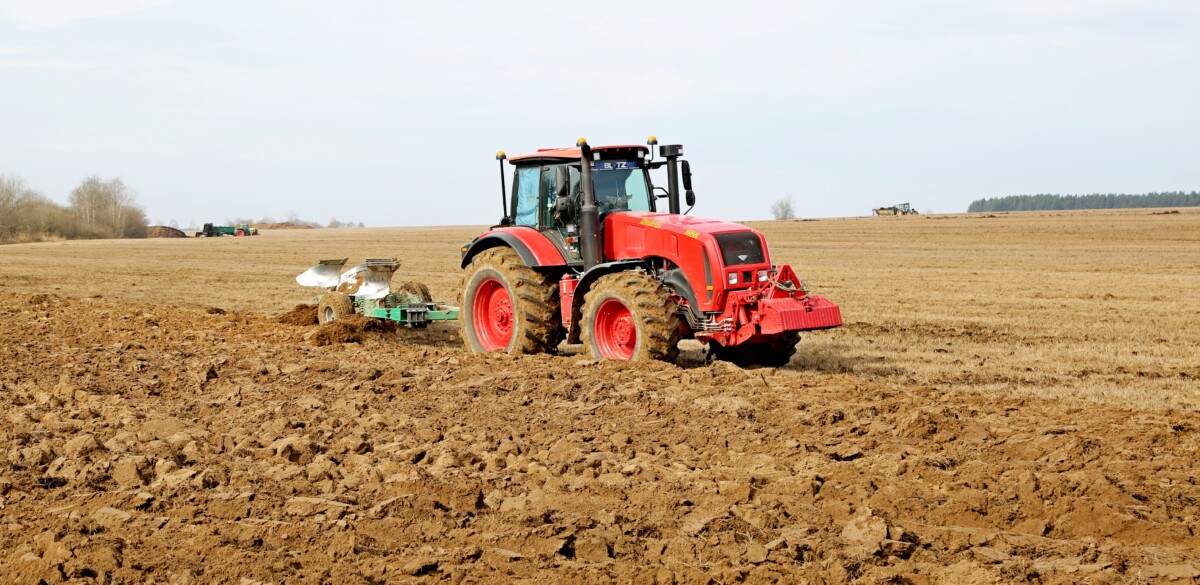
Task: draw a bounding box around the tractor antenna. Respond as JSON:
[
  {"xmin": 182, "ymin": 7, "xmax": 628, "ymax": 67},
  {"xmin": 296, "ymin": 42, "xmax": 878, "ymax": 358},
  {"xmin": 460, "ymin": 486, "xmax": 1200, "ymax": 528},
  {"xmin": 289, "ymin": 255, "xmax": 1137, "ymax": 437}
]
[{"xmin": 496, "ymin": 151, "xmax": 508, "ymax": 222}]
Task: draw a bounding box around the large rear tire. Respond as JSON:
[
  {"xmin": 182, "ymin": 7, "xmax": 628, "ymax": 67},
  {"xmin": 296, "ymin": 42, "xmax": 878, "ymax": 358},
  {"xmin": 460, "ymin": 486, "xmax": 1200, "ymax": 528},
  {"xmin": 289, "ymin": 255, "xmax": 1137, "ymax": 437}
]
[
  {"xmin": 318, "ymin": 292, "xmax": 354, "ymax": 324},
  {"xmin": 710, "ymin": 332, "xmax": 800, "ymax": 368},
  {"xmin": 460, "ymin": 248, "xmax": 563, "ymax": 354},
  {"xmin": 580, "ymin": 272, "xmax": 681, "ymax": 362}
]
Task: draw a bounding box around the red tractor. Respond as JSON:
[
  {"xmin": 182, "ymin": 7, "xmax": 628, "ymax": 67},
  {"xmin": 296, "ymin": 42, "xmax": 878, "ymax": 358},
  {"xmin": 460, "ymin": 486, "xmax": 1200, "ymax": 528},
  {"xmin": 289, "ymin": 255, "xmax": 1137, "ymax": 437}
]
[{"xmin": 459, "ymin": 137, "xmax": 841, "ymax": 366}]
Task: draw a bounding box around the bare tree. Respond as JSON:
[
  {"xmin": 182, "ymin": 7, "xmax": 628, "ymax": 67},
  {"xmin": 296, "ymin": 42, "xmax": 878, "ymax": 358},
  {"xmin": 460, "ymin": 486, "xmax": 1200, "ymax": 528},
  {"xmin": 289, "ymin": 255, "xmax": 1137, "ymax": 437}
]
[
  {"xmin": 1, "ymin": 175, "xmax": 33, "ymax": 239},
  {"xmin": 770, "ymin": 195, "xmax": 796, "ymax": 220},
  {"xmin": 2, "ymin": 174, "xmax": 80, "ymax": 242},
  {"xmin": 68, "ymin": 176, "xmax": 147, "ymax": 238}
]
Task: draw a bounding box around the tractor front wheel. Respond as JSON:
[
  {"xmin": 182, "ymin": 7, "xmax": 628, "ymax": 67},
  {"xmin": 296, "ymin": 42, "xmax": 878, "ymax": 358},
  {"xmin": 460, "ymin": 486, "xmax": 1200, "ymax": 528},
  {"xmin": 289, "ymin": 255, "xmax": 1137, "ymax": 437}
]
[
  {"xmin": 580, "ymin": 272, "xmax": 680, "ymax": 362},
  {"xmin": 318, "ymin": 292, "xmax": 354, "ymax": 325},
  {"xmin": 460, "ymin": 248, "xmax": 563, "ymax": 354},
  {"xmin": 709, "ymin": 332, "xmax": 801, "ymax": 368}
]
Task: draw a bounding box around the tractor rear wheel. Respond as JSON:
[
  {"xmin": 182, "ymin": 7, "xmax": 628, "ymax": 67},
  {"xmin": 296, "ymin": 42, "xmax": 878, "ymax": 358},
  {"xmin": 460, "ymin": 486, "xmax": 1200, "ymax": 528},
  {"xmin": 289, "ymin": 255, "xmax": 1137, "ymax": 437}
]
[
  {"xmin": 460, "ymin": 248, "xmax": 563, "ymax": 354},
  {"xmin": 580, "ymin": 272, "xmax": 681, "ymax": 362},
  {"xmin": 710, "ymin": 332, "xmax": 801, "ymax": 368},
  {"xmin": 318, "ymin": 292, "xmax": 354, "ymax": 325}
]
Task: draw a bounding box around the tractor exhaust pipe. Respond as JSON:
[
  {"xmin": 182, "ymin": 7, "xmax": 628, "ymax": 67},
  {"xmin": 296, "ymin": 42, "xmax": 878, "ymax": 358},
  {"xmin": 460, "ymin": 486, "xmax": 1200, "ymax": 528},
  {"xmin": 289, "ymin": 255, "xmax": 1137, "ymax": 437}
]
[
  {"xmin": 661, "ymin": 144, "xmax": 683, "ymax": 215},
  {"xmin": 577, "ymin": 138, "xmax": 601, "ymax": 270}
]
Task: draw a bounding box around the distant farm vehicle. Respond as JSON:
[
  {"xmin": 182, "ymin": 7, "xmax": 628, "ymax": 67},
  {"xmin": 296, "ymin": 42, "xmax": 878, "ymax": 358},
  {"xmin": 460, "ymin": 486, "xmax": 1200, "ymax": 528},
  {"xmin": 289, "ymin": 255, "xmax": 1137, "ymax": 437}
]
[
  {"xmin": 295, "ymin": 258, "xmax": 458, "ymax": 328},
  {"xmin": 873, "ymin": 203, "xmax": 919, "ymax": 216},
  {"xmin": 195, "ymin": 223, "xmax": 259, "ymax": 237},
  {"xmin": 457, "ymin": 136, "xmax": 843, "ymax": 366}
]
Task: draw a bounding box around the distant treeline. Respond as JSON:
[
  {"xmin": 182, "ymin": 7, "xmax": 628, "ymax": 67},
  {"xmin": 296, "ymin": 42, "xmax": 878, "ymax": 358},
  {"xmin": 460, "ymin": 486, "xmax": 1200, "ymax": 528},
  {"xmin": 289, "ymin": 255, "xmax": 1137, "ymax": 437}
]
[
  {"xmin": 1, "ymin": 174, "xmax": 148, "ymax": 243},
  {"xmin": 968, "ymin": 192, "xmax": 1200, "ymax": 213},
  {"xmin": 206, "ymin": 216, "xmax": 365, "ymax": 230}
]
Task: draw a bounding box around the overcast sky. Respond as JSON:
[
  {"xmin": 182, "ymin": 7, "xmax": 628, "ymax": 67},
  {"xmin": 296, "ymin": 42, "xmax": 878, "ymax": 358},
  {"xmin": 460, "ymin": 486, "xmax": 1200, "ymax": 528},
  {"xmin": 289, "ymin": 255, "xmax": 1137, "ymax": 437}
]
[{"xmin": 2, "ymin": 0, "xmax": 1197, "ymax": 226}]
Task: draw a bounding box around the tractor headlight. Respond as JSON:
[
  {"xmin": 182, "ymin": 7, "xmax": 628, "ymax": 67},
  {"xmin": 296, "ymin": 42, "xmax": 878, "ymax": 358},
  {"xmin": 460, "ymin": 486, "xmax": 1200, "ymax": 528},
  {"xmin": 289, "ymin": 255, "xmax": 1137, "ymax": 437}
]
[
  {"xmin": 757, "ymin": 270, "xmax": 768, "ymax": 282},
  {"xmin": 728, "ymin": 273, "xmax": 738, "ymax": 285}
]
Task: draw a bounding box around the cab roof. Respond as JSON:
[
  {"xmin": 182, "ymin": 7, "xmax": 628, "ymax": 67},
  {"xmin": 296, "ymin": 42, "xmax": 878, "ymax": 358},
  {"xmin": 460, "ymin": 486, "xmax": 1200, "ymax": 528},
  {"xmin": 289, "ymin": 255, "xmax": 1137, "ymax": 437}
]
[{"xmin": 507, "ymin": 144, "xmax": 648, "ymax": 163}]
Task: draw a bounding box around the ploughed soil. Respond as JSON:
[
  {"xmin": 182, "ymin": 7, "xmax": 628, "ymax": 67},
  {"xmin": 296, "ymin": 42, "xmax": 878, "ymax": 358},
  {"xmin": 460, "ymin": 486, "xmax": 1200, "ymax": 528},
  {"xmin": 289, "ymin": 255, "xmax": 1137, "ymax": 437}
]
[{"xmin": 2, "ymin": 292, "xmax": 1198, "ymax": 584}]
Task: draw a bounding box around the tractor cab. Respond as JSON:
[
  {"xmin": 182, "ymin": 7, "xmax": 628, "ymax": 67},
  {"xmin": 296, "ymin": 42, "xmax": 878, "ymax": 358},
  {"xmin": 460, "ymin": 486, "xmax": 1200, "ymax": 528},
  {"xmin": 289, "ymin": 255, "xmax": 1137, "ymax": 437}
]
[{"xmin": 504, "ymin": 145, "xmax": 655, "ymax": 265}]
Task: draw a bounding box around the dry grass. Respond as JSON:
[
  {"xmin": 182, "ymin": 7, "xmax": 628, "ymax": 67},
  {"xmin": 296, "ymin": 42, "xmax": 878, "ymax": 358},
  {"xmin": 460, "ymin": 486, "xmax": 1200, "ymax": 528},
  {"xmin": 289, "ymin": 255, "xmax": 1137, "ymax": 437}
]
[
  {"xmin": 758, "ymin": 208, "xmax": 1200, "ymax": 410},
  {"xmin": 1, "ymin": 209, "xmax": 1197, "ymax": 410}
]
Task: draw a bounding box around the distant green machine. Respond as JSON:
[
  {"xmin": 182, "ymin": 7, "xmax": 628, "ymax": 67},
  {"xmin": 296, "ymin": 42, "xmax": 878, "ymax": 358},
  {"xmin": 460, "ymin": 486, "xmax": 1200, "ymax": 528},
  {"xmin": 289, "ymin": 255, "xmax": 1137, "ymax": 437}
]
[
  {"xmin": 295, "ymin": 258, "xmax": 459, "ymax": 328},
  {"xmin": 195, "ymin": 223, "xmax": 259, "ymax": 237},
  {"xmin": 873, "ymin": 203, "xmax": 919, "ymax": 216}
]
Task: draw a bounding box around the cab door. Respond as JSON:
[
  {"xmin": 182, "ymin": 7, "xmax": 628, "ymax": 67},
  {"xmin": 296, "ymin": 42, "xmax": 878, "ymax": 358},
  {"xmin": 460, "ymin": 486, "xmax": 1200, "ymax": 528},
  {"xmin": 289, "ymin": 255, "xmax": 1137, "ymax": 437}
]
[
  {"xmin": 510, "ymin": 163, "xmax": 583, "ymax": 265},
  {"xmin": 539, "ymin": 164, "xmax": 583, "ymax": 265}
]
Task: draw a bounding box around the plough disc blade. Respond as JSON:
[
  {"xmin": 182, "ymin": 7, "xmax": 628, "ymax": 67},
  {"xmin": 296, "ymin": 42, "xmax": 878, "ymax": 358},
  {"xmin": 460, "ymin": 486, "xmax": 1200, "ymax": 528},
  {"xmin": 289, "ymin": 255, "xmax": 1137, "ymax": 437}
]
[
  {"xmin": 295, "ymin": 258, "xmax": 349, "ymax": 288},
  {"xmin": 334, "ymin": 259, "xmax": 400, "ymax": 300}
]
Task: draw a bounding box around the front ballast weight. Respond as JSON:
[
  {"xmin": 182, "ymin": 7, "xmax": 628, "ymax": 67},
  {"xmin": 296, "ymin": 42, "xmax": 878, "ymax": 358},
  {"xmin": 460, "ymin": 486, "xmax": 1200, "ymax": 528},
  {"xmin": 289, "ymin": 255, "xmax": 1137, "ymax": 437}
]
[{"xmin": 295, "ymin": 258, "xmax": 460, "ymax": 328}]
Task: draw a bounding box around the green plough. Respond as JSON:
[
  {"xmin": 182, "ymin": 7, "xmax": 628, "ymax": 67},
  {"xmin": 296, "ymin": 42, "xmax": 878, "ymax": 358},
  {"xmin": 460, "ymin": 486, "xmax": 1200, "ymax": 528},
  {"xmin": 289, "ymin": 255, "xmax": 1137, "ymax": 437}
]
[{"xmin": 295, "ymin": 258, "xmax": 459, "ymax": 327}]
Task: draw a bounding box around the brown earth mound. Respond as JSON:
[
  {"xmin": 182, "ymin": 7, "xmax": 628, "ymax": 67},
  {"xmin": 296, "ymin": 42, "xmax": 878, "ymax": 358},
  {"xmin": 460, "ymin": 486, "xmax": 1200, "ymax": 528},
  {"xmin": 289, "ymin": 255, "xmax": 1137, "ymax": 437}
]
[
  {"xmin": 146, "ymin": 226, "xmax": 186, "ymax": 238},
  {"xmin": 2, "ymin": 291, "xmax": 1198, "ymax": 583},
  {"xmin": 309, "ymin": 314, "xmax": 397, "ymax": 346},
  {"xmin": 276, "ymin": 303, "xmax": 317, "ymax": 326}
]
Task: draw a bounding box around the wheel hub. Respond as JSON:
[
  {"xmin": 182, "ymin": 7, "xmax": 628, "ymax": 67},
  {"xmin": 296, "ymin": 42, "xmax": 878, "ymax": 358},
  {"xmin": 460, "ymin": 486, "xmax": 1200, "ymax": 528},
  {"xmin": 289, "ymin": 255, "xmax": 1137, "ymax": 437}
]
[
  {"xmin": 473, "ymin": 278, "xmax": 514, "ymax": 351},
  {"xmin": 612, "ymin": 315, "xmax": 634, "ymax": 346},
  {"xmin": 594, "ymin": 298, "xmax": 636, "ymax": 360}
]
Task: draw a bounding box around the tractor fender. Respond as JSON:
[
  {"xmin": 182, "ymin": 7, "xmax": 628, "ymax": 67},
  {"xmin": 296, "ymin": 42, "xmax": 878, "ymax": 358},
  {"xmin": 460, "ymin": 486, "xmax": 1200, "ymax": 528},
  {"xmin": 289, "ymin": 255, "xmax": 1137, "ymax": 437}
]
[
  {"xmin": 566, "ymin": 259, "xmax": 650, "ymax": 344},
  {"xmin": 660, "ymin": 268, "xmax": 705, "ymax": 324},
  {"xmin": 460, "ymin": 228, "xmax": 568, "ymax": 269}
]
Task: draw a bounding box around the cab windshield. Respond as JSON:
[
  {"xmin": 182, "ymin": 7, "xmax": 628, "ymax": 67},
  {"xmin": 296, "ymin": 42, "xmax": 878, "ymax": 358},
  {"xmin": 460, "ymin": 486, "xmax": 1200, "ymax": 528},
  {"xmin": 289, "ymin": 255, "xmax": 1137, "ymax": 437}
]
[{"xmin": 591, "ymin": 163, "xmax": 651, "ymax": 214}]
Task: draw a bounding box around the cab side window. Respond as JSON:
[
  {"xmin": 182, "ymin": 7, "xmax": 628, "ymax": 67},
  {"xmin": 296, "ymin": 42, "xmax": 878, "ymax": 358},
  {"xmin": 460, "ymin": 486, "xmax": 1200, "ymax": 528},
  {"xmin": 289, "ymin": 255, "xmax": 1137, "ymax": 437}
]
[{"xmin": 513, "ymin": 167, "xmax": 540, "ymax": 227}]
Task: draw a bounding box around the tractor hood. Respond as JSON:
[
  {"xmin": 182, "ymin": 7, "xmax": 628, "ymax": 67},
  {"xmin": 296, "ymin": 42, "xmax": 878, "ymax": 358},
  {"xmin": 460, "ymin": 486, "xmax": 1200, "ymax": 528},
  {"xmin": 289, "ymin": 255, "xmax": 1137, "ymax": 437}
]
[
  {"xmin": 603, "ymin": 211, "xmax": 771, "ymax": 269},
  {"xmin": 606, "ymin": 212, "xmax": 757, "ymax": 239}
]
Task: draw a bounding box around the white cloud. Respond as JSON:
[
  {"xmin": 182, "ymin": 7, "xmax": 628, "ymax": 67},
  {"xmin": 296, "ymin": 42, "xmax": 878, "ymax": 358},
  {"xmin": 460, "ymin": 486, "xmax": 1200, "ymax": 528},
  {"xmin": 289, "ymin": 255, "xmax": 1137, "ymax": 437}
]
[{"xmin": 0, "ymin": 0, "xmax": 168, "ymax": 29}]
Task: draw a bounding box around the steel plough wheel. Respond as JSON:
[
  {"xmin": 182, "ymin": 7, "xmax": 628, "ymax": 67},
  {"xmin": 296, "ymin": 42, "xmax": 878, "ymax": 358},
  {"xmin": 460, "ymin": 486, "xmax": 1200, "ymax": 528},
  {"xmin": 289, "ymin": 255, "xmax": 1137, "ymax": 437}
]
[
  {"xmin": 459, "ymin": 248, "xmax": 563, "ymax": 354},
  {"xmin": 318, "ymin": 292, "xmax": 354, "ymax": 325},
  {"xmin": 394, "ymin": 281, "xmax": 433, "ymax": 303},
  {"xmin": 580, "ymin": 272, "xmax": 680, "ymax": 362}
]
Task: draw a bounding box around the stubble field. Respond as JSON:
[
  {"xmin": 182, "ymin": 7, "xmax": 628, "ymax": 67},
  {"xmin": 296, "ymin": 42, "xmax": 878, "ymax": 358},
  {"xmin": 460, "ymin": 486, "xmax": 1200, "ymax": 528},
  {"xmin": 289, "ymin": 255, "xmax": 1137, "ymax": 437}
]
[{"xmin": 1, "ymin": 209, "xmax": 1198, "ymax": 583}]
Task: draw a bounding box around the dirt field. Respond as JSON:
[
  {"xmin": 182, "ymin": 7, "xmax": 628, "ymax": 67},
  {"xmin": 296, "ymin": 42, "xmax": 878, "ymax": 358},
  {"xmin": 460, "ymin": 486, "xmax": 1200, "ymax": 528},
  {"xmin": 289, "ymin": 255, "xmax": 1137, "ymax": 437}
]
[{"xmin": 2, "ymin": 209, "xmax": 1199, "ymax": 583}]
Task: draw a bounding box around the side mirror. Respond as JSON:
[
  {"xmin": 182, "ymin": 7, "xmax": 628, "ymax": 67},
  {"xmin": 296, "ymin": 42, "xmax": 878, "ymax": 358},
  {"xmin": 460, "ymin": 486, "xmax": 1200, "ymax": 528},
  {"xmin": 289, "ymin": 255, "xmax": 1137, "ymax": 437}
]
[
  {"xmin": 681, "ymin": 160, "xmax": 695, "ymax": 206},
  {"xmin": 555, "ymin": 194, "xmax": 577, "ymax": 219},
  {"xmin": 555, "ymin": 166, "xmax": 570, "ymax": 199}
]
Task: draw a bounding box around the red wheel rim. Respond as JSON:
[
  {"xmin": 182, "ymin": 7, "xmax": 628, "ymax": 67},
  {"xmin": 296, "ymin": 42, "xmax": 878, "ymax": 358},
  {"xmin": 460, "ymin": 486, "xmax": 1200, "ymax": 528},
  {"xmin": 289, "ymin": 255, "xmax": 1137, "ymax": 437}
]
[
  {"xmin": 594, "ymin": 298, "xmax": 636, "ymax": 359},
  {"xmin": 473, "ymin": 278, "xmax": 513, "ymax": 351}
]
